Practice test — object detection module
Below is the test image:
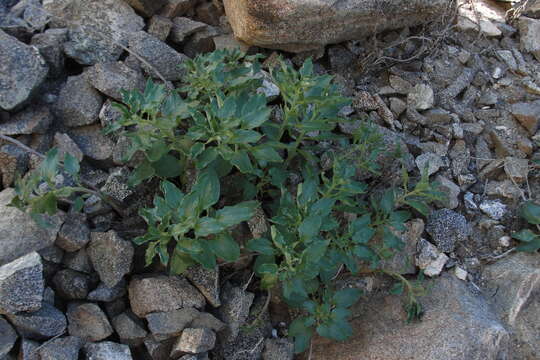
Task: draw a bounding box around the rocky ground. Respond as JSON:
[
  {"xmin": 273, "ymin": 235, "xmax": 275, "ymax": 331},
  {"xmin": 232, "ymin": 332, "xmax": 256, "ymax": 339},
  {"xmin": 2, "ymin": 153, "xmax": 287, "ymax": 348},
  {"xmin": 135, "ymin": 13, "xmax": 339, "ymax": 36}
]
[{"xmin": 0, "ymin": 0, "xmax": 540, "ymax": 359}]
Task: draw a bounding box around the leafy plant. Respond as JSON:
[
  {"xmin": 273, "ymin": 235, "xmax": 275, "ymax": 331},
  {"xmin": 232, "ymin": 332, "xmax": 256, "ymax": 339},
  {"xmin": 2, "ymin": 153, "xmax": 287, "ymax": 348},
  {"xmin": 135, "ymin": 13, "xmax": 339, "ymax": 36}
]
[{"xmin": 512, "ymin": 201, "xmax": 540, "ymax": 252}]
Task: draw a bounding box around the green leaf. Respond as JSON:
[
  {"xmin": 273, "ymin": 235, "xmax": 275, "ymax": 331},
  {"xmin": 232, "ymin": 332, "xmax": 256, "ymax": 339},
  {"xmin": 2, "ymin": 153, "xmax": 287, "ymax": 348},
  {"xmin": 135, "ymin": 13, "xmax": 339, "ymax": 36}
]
[
  {"xmin": 145, "ymin": 241, "xmax": 158, "ymax": 267},
  {"xmin": 41, "ymin": 148, "xmax": 59, "ymax": 180},
  {"xmin": 304, "ymin": 239, "xmax": 328, "ymax": 262},
  {"xmin": 252, "ymin": 145, "xmax": 282, "ymax": 163},
  {"xmin": 333, "ymin": 288, "xmax": 361, "ymax": 308},
  {"xmin": 193, "ymin": 168, "xmax": 220, "ymax": 210},
  {"xmin": 229, "ymin": 130, "xmax": 262, "ymax": 144},
  {"xmin": 516, "ymin": 239, "xmax": 540, "ymax": 252},
  {"xmin": 512, "ymin": 229, "xmax": 538, "ymax": 242},
  {"xmin": 157, "ymin": 242, "xmax": 170, "ymax": 265},
  {"xmin": 147, "ymin": 141, "xmax": 169, "ymax": 162},
  {"xmin": 215, "ymin": 201, "xmax": 258, "ymax": 227},
  {"xmin": 73, "ymin": 196, "xmax": 85, "ymax": 212},
  {"xmin": 298, "ymin": 216, "xmax": 322, "ymax": 239},
  {"xmin": 352, "ymin": 218, "xmax": 375, "ymax": 244},
  {"xmin": 390, "ymin": 282, "xmax": 404, "ymax": 295},
  {"xmin": 231, "ymin": 150, "xmax": 253, "ymax": 173},
  {"xmin": 196, "ymin": 147, "xmax": 218, "ymax": 169},
  {"xmin": 257, "ymin": 263, "xmax": 278, "ymax": 275},
  {"xmin": 170, "ymin": 248, "xmax": 196, "ymax": 274},
  {"xmin": 194, "ymin": 217, "xmax": 226, "ymax": 237},
  {"xmin": 521, "ymin": 201, "xmax": 540, "ymax": 225},
  {"xmin": 191, "ymin": 242, "xmax": 217, "ymax": 269},
  {"xmin": 353, "ymin": 244, "xmax": 377, "ymax": 261},
  {"xmin": 406, "ymin": 200, "xmax": 429, "ymax": 217},
  {"xmin": 152, "ymin": 154, "xmax": 183, "ymax": 178},
  {"xmin": 63, "ymin": 153, "xmax": 80, "ymax": 177},
  {"xmin": 209, "ymin": 233, "xmax": 240, "ymax": 262},
  {"xmin": 246, "ymin": 237, "xmax": 275, "ymax": 255},
  {"xmin": 32, "ymin": 193, "xmax": 57, "ymax": 215},
  {"xmin": 380, "ymin": 189, "xmax": 395, "ymax": 214},
  {"xmin": 311, "ymin": 198, "xmax": 336, "ymax": 217},
  {"xmin": 383, "ymin": 227, "xmax": 404, "ymax": 250},
  {"xmin": 190, "ymin": 142, "xmax": 205, "ymax": 158},
  {"xmin": 128, "ymin": 160, "xmax": 155, "ymax": 186},
  {"xmin": 161, "ymin": 181, "xmax": 184, "ymax": 208}
]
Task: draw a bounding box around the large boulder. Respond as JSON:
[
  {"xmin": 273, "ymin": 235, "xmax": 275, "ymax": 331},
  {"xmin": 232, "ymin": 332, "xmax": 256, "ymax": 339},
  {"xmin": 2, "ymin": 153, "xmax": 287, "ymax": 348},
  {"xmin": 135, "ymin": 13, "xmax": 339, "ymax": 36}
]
[
  {"xmin": 0, "ymin": 29, "xmax": 48, "ymax": 110},
  {"xmin": 223, "ymin": 0, "xmax": 452, "ymax": 52},
  {"xmin": 310, "ymin": 274, "xmax": 510, "ymax": 360},
  {"xmin": 0, "ymin": 188, "xmax": 64, "ymax": 266}
]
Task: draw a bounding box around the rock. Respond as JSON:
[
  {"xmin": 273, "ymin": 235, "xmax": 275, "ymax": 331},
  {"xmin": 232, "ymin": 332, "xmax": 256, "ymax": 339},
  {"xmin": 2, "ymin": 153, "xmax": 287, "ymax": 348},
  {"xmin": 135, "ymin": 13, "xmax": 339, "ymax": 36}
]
[
  {"xmin": 69, "ymin": 124, "xmax": 115, "ymax": 162},
  {"xmin": 262, "ymin": 338, "xmax": 294, "ymax": 360},
  {"xmin": 190, "ymin": 312, "xmax": 226, "ymax": 333},
  {"xmin": 182, "ymin": 26, "xmax": 219, "ymax": 58},
  {"xmin": 415, "ymin": 152, "xmax": 443, "ymax": 176},
  {"xmin": 213, "ymin": 34, "xmax": 251, "ymax": 52},
  {"xmin": 86, "ymin": 62, "xmax": 145, "ymax": 101},
  {"xmin": 310, "ymin": 274, "xmax": 509, "ymax": 359},
  {"xmin": 483, "ymin": 253, "xmax": 540, "ymax": 359},
  {"xmin": 217, "ymin": 283, "xmax": 255, "ymax": 339},
  {"xmin": 426, "ymin": 209, "xmax": 470, "ymax": 253},
  {"xmin": 169, "ymin": 17, "xmax": 207, "ymax": 43},
  {"xmin": 381, "ymin": 219, "xmax": 424, "ymax": 275},
  {"xmin": 88, "ymin": 280, "xmax": 127, "ymax": 302},
  {"xmin": 56, "ymin": 213, "xmax": 90, "ymax": 252},
  {"xmin": 223, "ymin": 0, "xmax": 451, "ymax": 52},
  {"xmin": 454, "ymin": 266, "xmax": 467, "ymax": 281},
  {"xmin": 18, "ymin": 338, "xmax": 39, "ymax": 360},
  {"xmin": 100, "ymin": 167, "xmax": 134, "ymax": 203},
  {"xmin": 160, "ymin": 0, "xmax": 197, "ymax": 18},
  {"xmin": 128, "ymin": 275, "xmax": 206, "ymax": 318},
  {"xmin": 67, "ymin": 302, "xmax": 113, "ymax": 342},
  {"xmin": 30, "ymin": 28, "xmax": 68, "ymax": 78},
  {"xmin": 54, "ymin": 133, "xmax": 85, "ymax": 162},
  {"xmin": 53, "ymin": 269, "xmax": 91, "ymax": 300},
  {"xmin": 479, "ymin": 200, "xmax": 507, "ymax": 221},
  {"xmin": 6, "ymin": 302, "xmax": 67, "ymax": 340},
  {"xmin": 144, "ymin": 337, "xmax": 176, "ymax": 360},
  {"xmin": 63, "ymin": 248, "xmax": 93, "ymax": 274},
  {"xmin": 146, "ymin": 307, "xmax": 200, "ymax": 340},
  {"xmin": 0, "ymin": 105, "xmax": 53, "ymax": 135},
  {"xmin": 518, "ymin": 16, "xmax": 540, "ymax": 61},
  {"xmin": 407, "ymin": 84, "xmax": 434, "ymax": 111},
  {"xmin": 510, "ymin": 100, "xmax": 540, "ymax": 135},
  {"xmin": 99, "ymin": 99, "xmax": 123, "ymax": 128},
  {"xmin": 0, "ymin": 188, "xmax": 64, "ymax": 266},
  {"xmin": 0, "ymin": 29, "xmax": 48, "ymax": 110},
  {"xmin": 39, "ymin": 245, "xmax": 64, "ymax": 264},
  {"xmin": 148, "ymin": 15, "xmax": 173, "ymax": 41},
  {"xmin": 44, "ymin": 0, "xmax": 145, "ymax": 65},
  {"xmin": 55, "ymin": 74, "xmax": 104, "ymax": 127},
  {"xmin": 127, "ymin": 31, "xmax": 188, "ymax": 81},
  {"xmin": 83, "ymin": 341, "xmax": 133, "ymax": 360},
  {"xmin": 504, "ymin": 156, "xmax": 529, "ymax": 183},
  {"xmin": 0, "ymin": 144, "xmax": 28, "ymax": 188},
  {"xmin": 112, "ymin": 311, "xmax": 148, "ymax": 346},
  {"xmin": 434, "ymin": 175, "xmax": 460, "ymax": 210},
  {"xmin": 416, "ymin": 239, "xmax": 449, "ymax": 277},
  {"xmin": 185, "ymin": 265, "xmax": 220, "ymax": 307},
  {"xmin": 0, "ymin": 252, "xmax": 43, "ymax": 314},
  {"xmin": 124, "ymin": 0, "xmax": 168, "ymax": 17},
  {"xmin": 88, "ymin": 231, "xmax": 134, "ymax": 288},
  {"xmin": 39, "ymin": 336, "xmax": 83, "ymax": 360},
  {"xmin": 0, "ymin": 316, "xmax": 17, "ymax": 357},
  {"xmin": 170, "ymin": 328, "xmax": 216, "ymax": 356}
]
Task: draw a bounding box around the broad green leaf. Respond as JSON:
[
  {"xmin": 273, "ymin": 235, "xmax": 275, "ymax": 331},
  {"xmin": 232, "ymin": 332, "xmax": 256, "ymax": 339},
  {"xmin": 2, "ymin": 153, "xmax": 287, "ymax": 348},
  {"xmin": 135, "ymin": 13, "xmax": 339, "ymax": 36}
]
[
  {"xmin": 190, "ymin": 142, "xmax": 205, "ymax": 158},
  {"xmin": 196, "ymin": 147, "xmax": 218, "ymax": 169},
  {"xmin": 147, "ymin": 141, "xmax": 169, "ymax": 162},
  {"xmin": 304, "ymin": 239, "xmax": 328, "ymax": 263},
  {"xmin": 73, "ymin": 196, "xmax": 85, "ymax": 212},
  {"xmin": 41, "ymin": 148, "xmax": 59, "ymax": 180},
  {"xmin": 191, "ymin": 241, "xmax": 217, "ymax": 269},
  {"xmin": 257, "ymin": 263, "xmax": 278, "ymax": 275},
  {"xmin": 229, "ymin": 130, "xmax": 262, "ymax": 144},
  {"xmin": 521, "ymin": 201, "xmax": 540, "ymax": 225},
  {"xmin": 516, "ymin": 239, "xmax": 540, "ymax": 252},
  {"xmin": 252, "ymin": 145, "xmax": 282, "ymax": 163},
  {"xmin": 311, "ymin": 198, "xmax": 336, "ymax": 217},
  {"xmin": 390, "ymin": 282, "xmax": 405, "ymax": 295},
  {"xmin": 209, "ymin": 233, "xmax": 240, "ymax": 262},
  {"xmin": 231, "ymin": 150, "xmax": 254, "ymax": 173},
  {"xmin": 32, "ymin": 193, "xmax": 57, "ymax": 215},
  {"xmin": 215, "ymin": 201, "xmax": 258, "ymax": 227},
  {"xmin": 353, "ymin": 244, "xmax": 377, "ymax": 261},
  {"xmin": 246, "ymin": 237, "xmax": 276, "ymax": 255},
  {"xmin": 194, "ymin": 217, "xmax": 226, "ymax": 237},
  {"xmin": 193, "ymin": 168, "xmax": 220, "ymax": 210},
  {"xmin": 512, "ymin": 229, "xmax": 538, "ymax": 242},
  {"xmin": 383, "ymin": 227, "xmax": 404, "ymax": 250},
  {"xmin": 406, "ymin": 200, "xmax": 429, "ymax": 217},
  {"xmin": 152, "ymin": 154, "xmax": 183, "ymax": 178},
  {"xmin": 333, "ymin": 288, "xmax": 361, "ymax": 308},
  {"xmin": 128, "ymin": 160, "xmax": 155, "ymax": 186},
  {"xmin": 298, "ymin": 216, "xmax": 322, "ymax": 239},
  {"xmin": 380, "ymin": 189, "xmax": 395, "ymax": 214},
  {"xmin": 63, "ymin": 153, "xmax": 80, "ymax": 177},
  {"xmin": 161, "ymin": 181, "xmax": 184, "ymax": 208}
]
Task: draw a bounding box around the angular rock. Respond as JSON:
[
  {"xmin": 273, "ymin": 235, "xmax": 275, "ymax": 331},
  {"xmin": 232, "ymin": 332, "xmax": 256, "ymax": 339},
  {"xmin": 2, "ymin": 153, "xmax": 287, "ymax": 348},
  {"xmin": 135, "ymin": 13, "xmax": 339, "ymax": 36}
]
[
  {"xmin": 170, "ymin": 17, "xmax": 207, "ymax": 43},
  {"xmin": 69, "ymin": 124, "xmax": 115, "ymax": 162},
  {"xmin": 182, "ymin": 26, "xmax": 219, "ymax": 58},
  {"xmin": 434, "ymin": 175, "xmax": 460, "ymax": 210},
  {"xmin": 128, "ymin": 275, "xmax": 206, "ymax": 318},
  {"xmin": 148, "ymin": 15, "xmax": 173, "ymax": 41},
  {"xmin": 6, "ymin": 302, "xmax": 67, "ymax": 340},
  {"xmin": 171, "ymin": 328, "xmax": 216, "ymax": 355},
  {"xmin": 39, "ymin": 336, "xmax": 83, "ymax": 360},
  {"xmin": 67, "ymin": 302, "xmax": 113, "ymax": 342},
  {"xmin": 83, "ymin": 341, "xmax": 133, "ymax": 360},
  {"xmin": 146, "ymin": 307, "xmax": 200, "ymax": 340},
  {"xmin": 88, "ymin": 280, "xmax": 127, "ymax": 302},
  {"xmin": 217, "ymin": 283, "xmax": 255, "ymax": 339},
  {"xmin": 519, "ymin": 16, "xmax": 540, "ymax": 61},
  {"xmin": 63, "ymin": 248, "xmax": 93, "ymax": 274},
  {"xmin": 44, "ymin": 0, "xmax": 145, "ymax": 65},
  {"xmin": 55, "ymin": 74, "xmax": 104, "ymax": 127},
  {"xmin": 88, "ymin": 231, "xmax": 133, "ymax": 288},
  {"xmin": 0, "ymin": 144, "xmax": 28, "ymax": 188},
  {"xmin": 39, "ymin": 245, "xmax": 64, "ymax": 264},
  {"xmin": 56, "ymin": 213, "xmax": 90, "ymax": 252},
  {"xmin": 144, "ymin": 337, "xmax": 176, "ymax": 360},
  {"xmin": 213, "ymin": 34, "xmax": 251, "ymax": 52},
  {"xmin": 0, "ymin": 316, "xmax": 17, "ymax": 357},
  {"xmin": 479, "ymin": 200, "xmax": 507, "ymax": 221},
  {"xmin": 262, "ymin": 338, "xmax": 294, "ymax": 360},
  {"xmin": 426, "ymin": 209, "xmax": 470, "ymax": 253},
  {"xmin": 0, "ymin": 252, "xmax": 43, "ymax": 314},
  {"xmin": 223, "ymin": 0, "xmax": 451, "ymax": 52},
  {"xmin": 185, "ymin": 265, "xmax": 220, "ymax": 307},
  {"xmin": 127, "ymin": 31, "xmax": 188, "ymax": 81},
  {"xmin": 381, "ymin": 219, "xmax": 424, "ymax": 275},
  {"xmin": 416, "ymin": 239, "xmax": 448, "ymax": 277},
  {"xmin": 53, "ymin": 133, "xmax": 84, "ymax": 162},
  {"xmin": 407, "ymin": 84, "xmax": 434, "ymax": 111},
  {"xmin": 124, "ymin": 0, "xmax": 168, "ymax": 17},
  {"xmin": 0, "ymin": 188, "xmax": 64, "ymax": 266},
  {"xmin": 310, "ymin": 274, "xmax": 510, "ymax": 359},
  {"xmin": 18, "ymin": 338, "xmax": 39, "ymax": 360},
  {"xmin": 160, "ymin": 0, "xmax": 197, "ymax": 18},
  {"xmin": 510, "ymin": 100, "xmax": 540, "ymax": 135},
  {"xmin": 504, "ymin": 156, "xmax": 529, "ymax": 184},
  {"xmin": 30, "ymin": 28, "xmax": 68, "ymax": 78},
  {"xmin": 0, "ymin": 105, "xmax": 53, "ymax": 136},
  {"xmin": 190, "ymin": 312, "xmax": 226, "ymax": 333},
  {"xmin": 100, "ymin": 167, "xmax": 134, "ymax": 203},
  {"xmin": 0, "ymin": 29, "xmax": 48, "ymax": 110},
  {"xmin": 86, "ymin": 62, "xmax": 145, "ymax": 101},
  {"xmin": 53, "ymin": 269, "xmax": 91, "ymax": 300},
  {"xmin": 415, "ymin": 152, "xmax": 443, "ymax": 176},
  {"xmin": 112, "ymin": 311, "xmax": 148, "ymax": 346}
]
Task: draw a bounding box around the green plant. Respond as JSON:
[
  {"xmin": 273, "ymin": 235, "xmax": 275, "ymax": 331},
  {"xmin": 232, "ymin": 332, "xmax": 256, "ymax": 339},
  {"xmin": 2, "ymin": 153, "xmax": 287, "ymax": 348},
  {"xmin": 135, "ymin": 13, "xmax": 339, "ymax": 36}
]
[
  {"xmin": 11, "ymin": 49, "xmax": 443, "ymax": 353},
  {"xmin": 512, "ymin": 201, "xmax": 540, "ymax": 252}
]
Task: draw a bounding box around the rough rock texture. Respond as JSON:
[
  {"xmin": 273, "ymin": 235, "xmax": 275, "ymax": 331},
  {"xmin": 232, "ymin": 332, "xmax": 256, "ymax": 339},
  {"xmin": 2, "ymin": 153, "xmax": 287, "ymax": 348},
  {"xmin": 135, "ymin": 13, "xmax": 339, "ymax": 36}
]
[
  {"xmin": 18, "ymin": 337, "xmax": 40, "ymax": 360},
  {"xmin": 185, "ymin": 265, "xmax": 221, "ymax": 307},
  {"xmin": 380, "ymin": 219, "xmax": 424, "ymax": 275},
  {"xmin": 146, "ymin": 307, "xmax": 200, "ymax": 340},
  {"xmin": 0, "ymin": 252, "xmax": 43, "ymax": 314},
  {"xmin": 6, "ymin": 302, "xmax": 67, "ymax": 340},
  {"xmin": 483, "ymin": 253, "xmax": 540, "ymax": 359},
  {"xmin": 128, "ymin": 275, "xmax": 206, "ymax": 318},
  {"xmin": 0, "ymin": 188, "xmax": 64, "ymax": 266},
  {"xmin": 0, "ymin": 29, "xmax": 48, "ymax": 110},
  {"xmin": 69, "ymin": 124, "xmax": 115, "ymax": 162},
  {"xmin": 217, "ymin": 283, "xmax": 255, "ymax": 339},
  {"xmin": 262, "ymin": 338, "xmax": 294, "ymax": 360},
  {"xmin": 30, "ymin": 28, "xmax": 68, "ymax": 77},
  {"xmin": 518, "ymin": 16, "xmax": 540, "ymax": 61},
  {"xmin": 44, "ymin": 0, "xmax": 145, "ymax": 65},
  {"xmin": 56, "ymin": 213, "xmax": 90, "ymax": 252},
  {"xmin": 88, "ymin": 280, "xmax": 127, "ymax": 302},
  {"xmin": 0, "ymin": 105, "xmax": 53, "ymax": 135},
  {"xmin": 88, "ymin": 231, "xmax": 134, "ymax": 288},
  {"xmin": 83, "ymin": 341, "xmax": 133, "ymax": 360},
  {"xmin": 52, "ymin": 269, "xmax": 91, "ymax": 300},
  {"xmin": 86, "ymin": 62, "xmax": 145, "ymax": 101},
  {"xmin": 310, "ymin": 274, "xmax": 510, "ymax": 360},
  {"xmin": 510, "ymin": 100, "xmax": 540, "ymax": 135},
  {"xmin": 0, "ymin": 316, "xmax": 17, "ymax": 357},
  {"xmin": 67, "ymin": 302, "xmax": 113, "ymax": 342},
  {"xmin": 171, "ymin": 328, "xmax": 216, "ymax": 355},
  {"xmin": 223, "ymin": 0, "xmax": 452, "ymax": 52},
  {"xmin": 55, "ymin": 74, "xmax": 104, "ymax": 128},
  {"xmin": 38, "ymin": 336, "xmax": 83, "ymax": 360},
  {"xmin": 426, "ymin": 209, "xmax": 471, "ymax": 253},
  {"xmin": 111, "ymin": 311, "xmax": 148, "ymax": 346},
  {"xmin": 170, "ymin": 17, "xmax": 207, "ymax": 43},
  {"xmin": 124, "ymin": 0, "xmax": 168, "ymax": 17}
]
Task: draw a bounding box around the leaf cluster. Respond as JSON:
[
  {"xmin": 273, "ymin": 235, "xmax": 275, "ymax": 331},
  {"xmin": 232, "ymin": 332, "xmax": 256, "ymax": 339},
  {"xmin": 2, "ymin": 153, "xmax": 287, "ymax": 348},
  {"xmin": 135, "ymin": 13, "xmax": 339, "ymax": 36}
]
[{"xmin": 513, "ymin": 201, "xmax": 540, "ymax": 252}]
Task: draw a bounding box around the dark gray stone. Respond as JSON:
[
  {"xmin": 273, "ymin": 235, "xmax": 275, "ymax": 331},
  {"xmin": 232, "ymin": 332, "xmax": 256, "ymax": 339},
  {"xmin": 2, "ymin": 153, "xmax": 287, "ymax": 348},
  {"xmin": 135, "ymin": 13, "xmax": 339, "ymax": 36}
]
[
  {"xmin": 216, "ymin": 283, "xmax": 254, "ymax": 339},
  {"xmin": 39, "ymin": 336, "xmax": 83, "ymax": 360},
  {"xmin": 67, "ymin": 302, "xmax": 113, "ymax": 342},
  {"xmin": 169, "ymin": 17, "xmax": 207, "ymax": 43},
  {"xmin": 83, "ymin": 341, "xmax": 133, "ymax": 360},
  {"xmin": 56, "ymin": 213, "xmax": 90, "ymax": 252},
  {"xmin": 0, "ymin": 104, "xmax": 53, "ymax": 135},
  {"xmin": 86, "ymin": 62, "xmax": 145, "ymax": 101},
  {"xmin": 54, "ymin": 132, "xmax": 84, "ymax": 162},
  {"xmin": 6, "ymin": 302, "xmax": 67, "ymax": 340},
  {"xmin": 0, "ymin": 252, "xmax": 43, "ymax": 314},
  {"xmin": 88, "ymin": 231, "xmax": 133, "ymax": 288},
  {"xmin": 55, "ymin": 74, "xmax": 104, "ymax": 128},
  {"xmin": 170, "ymin": 328, "xmax": 216, "ymax": 356},
  {"xmin": 69, "ymin": 125, "xmax": 115, "ymax": 162},
  {"xmin": 190, "ymin": 312, "xmax": 226, "ymax": 333},
  {"xmin": 185, "ymin": 265, "xmax": 220, "ymax": 307},
  {"xmin": 63, "ymin": 248, "xmax": 94, "ymax": 274},
  {"xmin": 426, "ymin": 209, "xmax": 471, "ymax": 253},
  {"xmin": 144, "ymin": 337, "xmax": 175, "ymax": 360},
  {"xmin": 88, "ymin": 280, "xmax": 127, "ymax": 302},
  {"xmin": 124, "ymin": 0, "xmax": 168, "ymax": 17},
  {"xmin": 147, "ymin": 15, "xmax": 173, "ymax": 41},
  {"xmin": 146, "ymin": 307, "xmax": 200, "ymax": 340},
  {"xmin": 111, "ymin": 311, "xmax": 148, "ymax": 346},
  {"xmin": 53, "ymin": 269, "xmax": 91, "ymax": 300},
  {"xmin": 0, "ymin": 316, "xmax": 17, "ymax": 357},
  {"xmin": 30, "ymin": 28, "xmax": 68, "ymax": 77}
]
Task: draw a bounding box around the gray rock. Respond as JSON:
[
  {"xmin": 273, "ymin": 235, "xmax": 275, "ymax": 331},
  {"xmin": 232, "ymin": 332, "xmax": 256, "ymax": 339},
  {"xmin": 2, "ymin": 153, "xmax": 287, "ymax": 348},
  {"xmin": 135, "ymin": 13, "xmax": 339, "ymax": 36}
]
[
  {"xmin": 83, "ymin": 341, "xmax": 133, "ymax": 360},
  {"xmin": 0, "ymin": 29, "xmax": 48, "ymax": 110},
  {"xmin": 483, "ymin": 253, "xmax": 540, "ymax": 359},
  {"xmin": 182, "ymin": 26, "xmax": 219, "ymax": 58},
  {"xmin": 55, "ymin": 74, "xmax": 104, "ymax": 127},
  {"xmin": 67, "ymin": 302, "xmax": 113, "ymax": 342},
  {"xmin": 169, "ymin": 17, "xmax": 207, "ymax": 43},
  {"xmin": 170, "ymin": 328, "xmax": 216, "ymax": 356},
  {"xmin": 504, "ymin": 156, "xmax": 529, "ymax": 184},
  {"xmin": 69, "ymin": 124, "xmax": 115, "ymax": 162},
  {"xmin": 0, "ymin": 316, "xmax": 17, "ymax": 357},
  {"xmin": 426, "ymin": 209, "xmax": 470, "ymax": 253},
  {"xmin": 30, "ymin": 28, "xmax": 68, "ymax": 77},
  {"xmin": 146, "ymin": 307, "xmax": 200, "ymax": 340},
  {"xmin": 147, "ymin": 15, "xmax": 173, "ymax": 41},
  {"xmin": 83, "ymin": 195, "xmax": 112, "ymax": 217},
  {"xmin": 38, "ymin": 245, "xmax": 64, "ymax": 264},
  {"xmin": 127, "ymin": 31, "xmax": 188, "ymax": 81},
  {"xmin": 88, "ymin": 231, "xmax": 133, "ymax": 288},
  {"xmin": 185, "ymin": 265, "xmax": 220, "ymax": 307},
  {"xmin": 380, "ymin": 219, "xmax": 424, "ymax": 275},
  {"xmin": 479, "ymin": 200, "xmax": 507, "ymax": 221},
  {"xmin": 0, "ymin": 144, "xmax": 28, "ymax": 188},
  {"xmin": 99, "ymin": 99, "xmax": 123, "ymax": 129},
  {"xmin": 519, "ymin": 16, "xmax": 540, "ymax": 61},
  {"xmin": 0, "ymin": 105, "xmax": 53, "ymax": 135},
  {"xmin": 407, "ymin": 83, "xmax": 434, "ymax": 111},
  {"xmin": 124, "ymin": 0, "xmax": 168, "ymax": 17},
  {"xmin": 57, "ymin": 213, "xmax": 90, "ymax": 252},
  {"xmin": 18, "ymin": 338, "xmax": 39, "ymax": 360},
  {"xmin": 434, "ymin": 175, "xmax": 460, "ymax": 210},
  {"xmin": 54, "ymin": 133, "xmax": 85, "ymax": 162},
  {"xmin": 0, "ymin": 188, "xmax": 65, "ymax": 266},
  {"xmin": 510, "ymin": 100, "xmax": 540, "ymax": 135},
  {"xmin": 217, "ymin": 283, "xmax": 255, "ymax": 339},
  {"xmin": 190, "ymin": 312, "xmax": 226, "ymax": 333},
  {"xmin": 144, "ymin": 337, "xmax": 176, "ymax": 360},
  {"xmin": 112, "ymin": 311, "xmax": 148, "ymax": 346},
  {"xmin": 39, "ymin": 336, "xmax": 83, "ymax": 360},
  {"xmin": 104, "ymin": 298, "xmax": 126, "ymax": 319},
  {"xmin": 100, "ymin": 167, "xmax": 134, "ymax": 203},
  {"xmin": 415, "ymin": 153, "xmax": 443, "ymax": 176},
  {"xmin": 128, "ymin": 275, "xmax": 205, "ymax": 318},
  {"xmin": 86, "ymin": 62, "xmax": 145, "ymax": 101},
  {"xmin": 43, "ymin": 286, "xmax": 55, "ymax": 304},
  {"xmin": 159, "ymin": 0, "xmax": 197, "ymax": 18},
  {"xmin": 416, "ymin": 239, "xmax": 448, "ymax": 277},
  {"xmin": 53, "ymin": 269, "xmax": 91, "ymax": 300},
  {"xmin": 6, "ymin": 302, "xmax": 67, "ymax": 340},
  {"xmin": 310, "ymin": 274, "xmax": 509, "ymax": 359},
  {"xmin": 44, "ymin": 0, "xmax": 144, "ymax": 65},
  {"xmin": 0, "ymin": 252, "xmax": 43, "ymax": 314},
  {"xmin": 262, "ymin": 338, "xmax": 294, "ymax": 360},
  {"xmin": 63, "ymin": 248, "xmax": 93, "ymax": 274},
  {"xmin": 88, "ymin": 280, "xmax": 127, "ymax": 302}
]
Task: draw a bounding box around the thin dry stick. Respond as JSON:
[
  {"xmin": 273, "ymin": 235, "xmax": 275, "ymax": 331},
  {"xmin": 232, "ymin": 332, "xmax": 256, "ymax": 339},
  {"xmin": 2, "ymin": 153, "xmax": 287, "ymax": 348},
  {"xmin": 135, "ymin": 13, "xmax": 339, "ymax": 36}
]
[{"xmin": 29, "ymin": 331, "xmax": 65, "ymax": 354}]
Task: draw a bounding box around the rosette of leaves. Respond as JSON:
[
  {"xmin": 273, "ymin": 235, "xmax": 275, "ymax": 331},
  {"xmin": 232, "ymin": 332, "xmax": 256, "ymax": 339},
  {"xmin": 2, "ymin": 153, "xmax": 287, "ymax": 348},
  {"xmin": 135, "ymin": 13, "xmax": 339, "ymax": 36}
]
[{"xmin": 512, "ymin": 201, "xmax": 540, "ymax": 252}]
